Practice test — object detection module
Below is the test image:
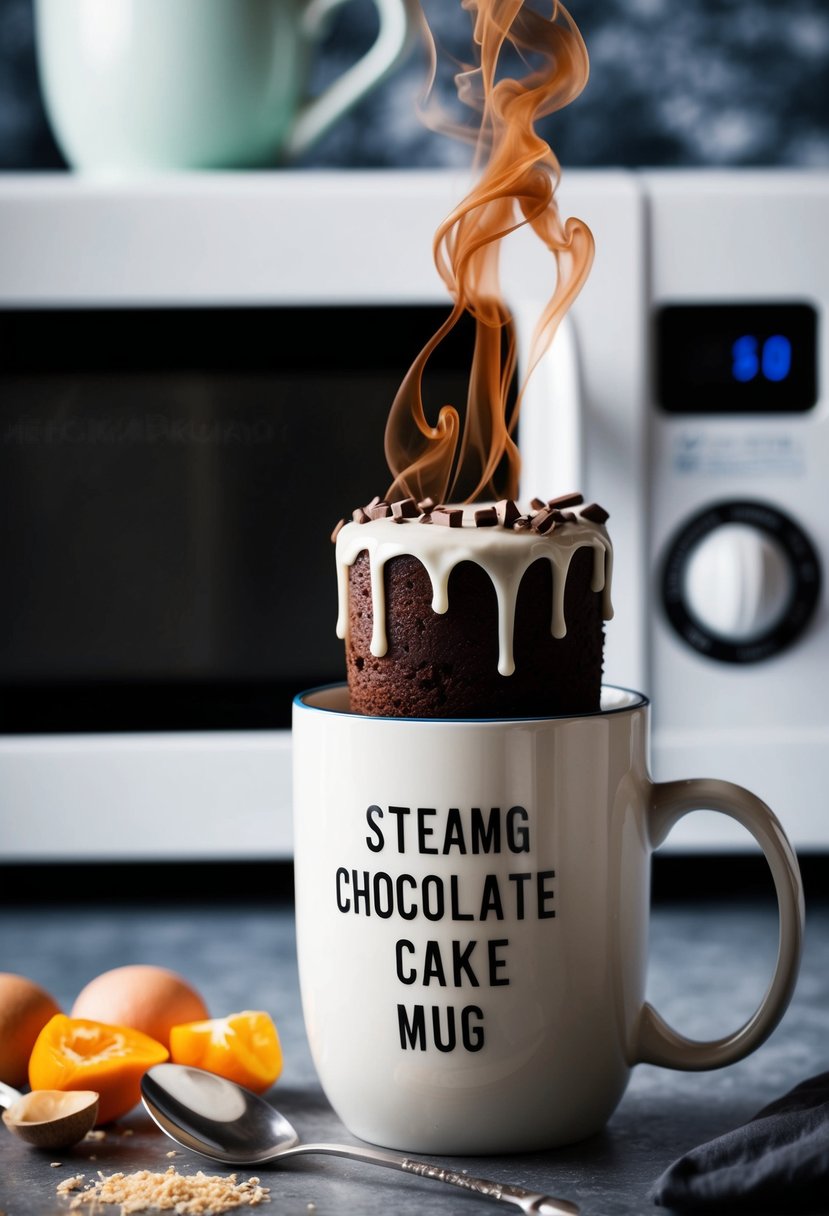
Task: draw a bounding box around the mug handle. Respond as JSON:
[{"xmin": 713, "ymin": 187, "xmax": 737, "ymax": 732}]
[
  {"xmin": 635, "ymin": 778, "xmax": 804, "ymax": 1070},
  {"xmin": 286, "ymin": 0, "xmax": 420, "ymax": 158}
]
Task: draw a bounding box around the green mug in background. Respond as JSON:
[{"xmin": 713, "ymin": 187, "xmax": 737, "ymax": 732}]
[{"xmin": 33, "ymin": 0, "xmax": 420, "ymax": 171}]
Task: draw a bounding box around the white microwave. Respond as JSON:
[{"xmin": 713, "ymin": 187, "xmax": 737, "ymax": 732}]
[{"xmin": 0, "ymin": 169, "xmax": 826, "ymax": 858}]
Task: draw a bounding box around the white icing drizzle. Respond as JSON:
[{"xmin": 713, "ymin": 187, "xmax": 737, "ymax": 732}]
[{"xmin": 335, "ymin": 505, "xmax": 613, "ymax": 678}]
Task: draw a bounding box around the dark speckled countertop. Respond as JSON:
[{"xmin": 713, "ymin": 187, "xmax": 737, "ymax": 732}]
[{"xmin": 0, "ymin": 896, "xmax": 827, "ymax": 1216}]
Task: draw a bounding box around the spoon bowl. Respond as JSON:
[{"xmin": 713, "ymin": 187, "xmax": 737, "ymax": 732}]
[
  {"xmin": 141, "ymin": 1064, "xmax": 579, "ymax": 1216},
  {"xmin": 142, "ymin": 1063, "xmax": 297, "ymax": 1165},
  {"xmin": 0, "ymin": 1084, "xmax": 99, "ymax": 1150}
]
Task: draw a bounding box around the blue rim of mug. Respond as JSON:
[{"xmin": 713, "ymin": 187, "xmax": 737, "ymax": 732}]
[{"xmin": 293, "ymin": 682, "xmax": 649, "ymax": 723}]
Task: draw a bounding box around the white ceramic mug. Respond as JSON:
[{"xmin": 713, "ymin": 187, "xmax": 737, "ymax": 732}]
[
  {"xmin": 34, "ymin": 0, "xmax": 418, "ymax": 171},
  {"xmin": 292, "ymin": 684, "xmax": 804, "ymax": 1154}
]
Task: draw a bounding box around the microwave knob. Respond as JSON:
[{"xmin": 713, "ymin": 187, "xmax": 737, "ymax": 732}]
[
  {"xmin": 683, "ymin": 524, "xmax": 791, "ymax": 641},
  {"xmin": 662, "ymin": 501, "xmax": 821, "ymax": 663}
]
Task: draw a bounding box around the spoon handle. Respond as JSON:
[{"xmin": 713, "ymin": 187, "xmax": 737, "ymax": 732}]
[
  {"xmin": 0, "ymin": 1081, "xmax": 23, "ymax": 1110},
  {"xmin": 287, "ymin": 1143, "xmax": 579, "ymax": 1215}
]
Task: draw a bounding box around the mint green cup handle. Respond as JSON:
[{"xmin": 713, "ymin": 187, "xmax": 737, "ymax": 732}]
[
  {"xmin": 287, "ymin": 0, "xmax": 420, "ymax": 157},
  {"xmin": 636, "ymin": 778, "xmax": 805, "ymax": 1070}
]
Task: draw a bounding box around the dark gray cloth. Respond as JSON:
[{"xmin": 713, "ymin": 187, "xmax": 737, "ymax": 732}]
[{"xmin": 652, "ymin": 1072, "xmax": 829, "ymax": 1212}]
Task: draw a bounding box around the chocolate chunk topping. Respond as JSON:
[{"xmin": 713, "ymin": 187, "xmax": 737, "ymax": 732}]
[
  {"xmin": 366, "ymin": 502, "xmax": 392, "ymax": 520},
  {"xmin": 342, "ymin": 493, "xmax": 607, "ymax": 537},
  {"xmin": 530, "ymin": 508, "xmax": 557, "ymax": 535},
  {"xmin": 581, "ymin": 502, "xmax": 610, "ymax": 524},
  {"xmin": 432, "ymin": 507, "xmax": 463, "ymax": 527},
  {"xmin": 495, "ymin": 499, "xmax": 521, "ymax": 527},
  {"xmin": 391, "ymin": 498, "xmax": 419, "ymax": 519},
  {"xmin": 547, "ymin": 492, "xmax": 584, "ymax": 509},
  {"xmin": 474, "ymin": 507, "xmax": 498, "ymax": 527}
]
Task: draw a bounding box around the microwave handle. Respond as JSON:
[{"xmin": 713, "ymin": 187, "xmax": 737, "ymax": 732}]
[{"xmin": 515, "ymin": 309, "xmax": 584, "ymax": 500}]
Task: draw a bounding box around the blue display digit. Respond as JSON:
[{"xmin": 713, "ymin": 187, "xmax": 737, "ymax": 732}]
[
  {"xmin": 732, "ymin": 335, "xmax": 759, "ymax": 382},
  {"xmin": 761, "ymin": 334, "xmax": 792, "ymax": 382}
]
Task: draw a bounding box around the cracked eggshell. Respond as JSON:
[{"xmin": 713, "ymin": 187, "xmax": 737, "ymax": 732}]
[{"xmin": 0, "ymin": 973, "xmax": 61, "ymax": 1088}]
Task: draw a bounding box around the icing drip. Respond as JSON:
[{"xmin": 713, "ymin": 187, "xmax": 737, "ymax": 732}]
[{"xmin": 336, "ymin": 506, "xmax": 613, "ymax": 678}]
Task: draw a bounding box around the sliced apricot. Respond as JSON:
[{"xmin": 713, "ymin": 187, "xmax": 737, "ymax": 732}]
[
  {"xmin": 170, "ymin": 1011, "xmax": 282, "ymax": 1093},
  {"xmin": 28, "ymin": 1015, "xmax": 168, "ymax": 1124}
]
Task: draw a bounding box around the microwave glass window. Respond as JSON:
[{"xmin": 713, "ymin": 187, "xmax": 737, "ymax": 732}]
[
  {"xmin": 656, "ymin": 303, "xmax": 818, "ymax": 413},
  {"xmin": 0, "ymin": 306, "xmax": 475, "ymax": 732}
]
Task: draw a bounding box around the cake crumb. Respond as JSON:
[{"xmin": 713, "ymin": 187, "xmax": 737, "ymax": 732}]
[
  {"xmin": 51, "ymin": 1161, "xmax": 62, "ymax": 1168},
  {"xmin": 57, "ymin": 1166, "xmax": 270, "ymax": 1212},
  {"xmin": 120, "ymin": 1128, "xmax": 134, "ymax": 1136},
  {"xmin": 84, "ymin": 1130, "xmax": 106, "ymax": 1142},
  {"xmin": 166, "ymin": 1150, "xmax": 178, "ymax": 1158},
  {"xmin": 56, "ymin": 1176, "xmax": 85, "ymax": 1194}
]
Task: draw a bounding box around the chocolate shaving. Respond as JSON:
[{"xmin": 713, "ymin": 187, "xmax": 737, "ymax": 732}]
[
  {"xmin": 530, "ymin": 496, "xmax": 546, "ymax": 511},
  {"xmin": 331, "ymin": 519, "xmax": 346, "ymax": 543},
  {"xmin": 562, "ymin": 510, "xmax": 578, "ymax": 523},
  {"xmin": 391, "ymin": 498, "xmax": 419, "ymax": 519},
  {"xmin": 581, "ymin": 502, "xmax": 610, "ymax": 524},
  {"xmin": 432, "ymin": 508, "xmax": 462, "ymax": 528},
  {"xmin": 474, "ymin": 507, "xmax": 498, "ymax": 527},
  {"xmin": 547, "ymin": 492, "xmax": 584, "ymax": 509},
  {"xmin": 366, "ymin": 495, "xmax": 381, "ymax": 510},
  {"xmin": 352, "ymin": 508, "xmax": 371, "ymax": 524},
  {"xmin": 417, "ymin": 497, "xmax": 435, "ymax": 513},
  {"xmin": 530, "ymin": 508, "xmax": 557, "ymax": 535},
  {"xmin": 495, "ymin": 499, "xmax": 521, "ymax": 527}
]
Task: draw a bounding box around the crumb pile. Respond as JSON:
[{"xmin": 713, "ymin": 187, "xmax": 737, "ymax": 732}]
[{"xmin": 56, "ymin": 1167, "xmax": 269, "ymax": 1213}]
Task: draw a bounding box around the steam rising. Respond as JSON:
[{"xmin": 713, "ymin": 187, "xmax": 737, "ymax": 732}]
[{"xmin": 385, "ymin": 0, "xmax": 594, "ymax": 505}]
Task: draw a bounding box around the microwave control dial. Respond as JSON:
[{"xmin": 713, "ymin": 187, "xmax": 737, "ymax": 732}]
[
  {"xmin": 684, "ymin": 524, "xmax": 792, "ymax": 641},
  {"xmin": 662, "ymin": 501, "xmax": 821, "ymax": 663}
]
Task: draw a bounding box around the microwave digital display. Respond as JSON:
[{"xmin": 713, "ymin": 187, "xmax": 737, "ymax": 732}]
[
  {"xmin": 656, "ymin": 302, "xmax": 818, "ymax": 413},
  {"xmin": 0, "ymin": 305, "xmax": 476, "ymax": 733}
]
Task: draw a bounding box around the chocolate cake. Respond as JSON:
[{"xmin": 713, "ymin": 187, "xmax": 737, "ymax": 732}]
[{"xmin": 334, "ymin": 496, "xmax": 613, "ymax": 719}]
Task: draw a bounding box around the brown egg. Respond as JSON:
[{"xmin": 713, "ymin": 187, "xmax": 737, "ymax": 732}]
[
  {"xmin": 71, "ymin": 966, "xmax": 208, "ymax": 1050},
  {"xmin": 0, "ymin": 973, "xmax": 62, "ymax": 1088}
]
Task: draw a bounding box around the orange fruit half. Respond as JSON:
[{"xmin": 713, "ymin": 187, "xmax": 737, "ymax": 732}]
[
  {"xmin": 29, "ymin": 1015, "xmax": 169, "ymax": 1124},
  {"xmin": 170, "ymin": 1011, "xmax": 282, "ymax": 1093}
]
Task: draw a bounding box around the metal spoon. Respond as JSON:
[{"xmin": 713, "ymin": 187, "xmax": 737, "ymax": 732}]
[
  {"xmin": 141, "ymin": 1064, "xmax": 578, "ymax": 1216},
  {"xmin": 0, "ymin": 1080, "xmax": 99, "ymax": 1149}
]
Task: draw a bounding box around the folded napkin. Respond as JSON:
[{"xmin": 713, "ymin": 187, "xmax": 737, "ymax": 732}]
[{"xmin": 651, "ymin": 1072, "xmax": 829, "ymax": 1212}]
